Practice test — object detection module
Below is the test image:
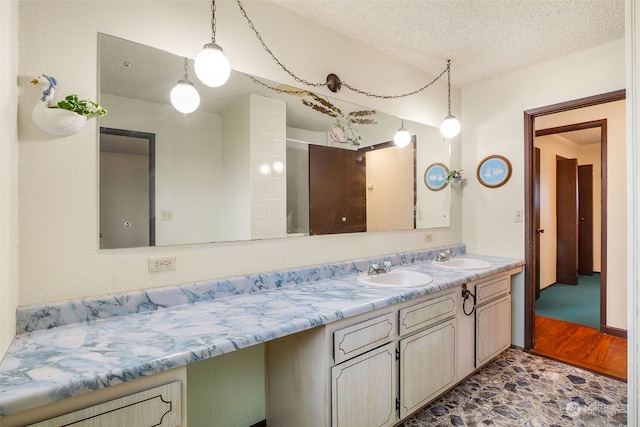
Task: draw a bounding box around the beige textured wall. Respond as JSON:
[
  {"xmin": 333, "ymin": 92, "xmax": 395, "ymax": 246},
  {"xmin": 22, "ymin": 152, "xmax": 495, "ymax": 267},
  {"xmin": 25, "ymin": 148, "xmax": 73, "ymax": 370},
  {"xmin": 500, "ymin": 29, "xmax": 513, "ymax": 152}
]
[
  {"xmin": 0, "ymin": 0, "xmax": 19, "ymax": 359},
  {"xmin": 462, "ymin": 39, "xmax": 626, "ymax": 344}
]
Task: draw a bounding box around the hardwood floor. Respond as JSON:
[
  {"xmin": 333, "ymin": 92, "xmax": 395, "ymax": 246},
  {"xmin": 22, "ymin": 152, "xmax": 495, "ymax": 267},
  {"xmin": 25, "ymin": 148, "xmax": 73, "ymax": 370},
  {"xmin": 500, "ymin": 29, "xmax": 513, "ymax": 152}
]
[{"xmin": 530, "ymin": 315, "xmax": 627, "ymax": 381}]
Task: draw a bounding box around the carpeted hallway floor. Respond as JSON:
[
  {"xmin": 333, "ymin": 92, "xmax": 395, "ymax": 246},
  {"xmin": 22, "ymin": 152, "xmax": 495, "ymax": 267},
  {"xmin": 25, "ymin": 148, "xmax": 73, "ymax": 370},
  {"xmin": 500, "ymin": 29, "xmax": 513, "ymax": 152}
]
[
  {"xmin": 534, "ymin": 273, "xmax": 600, "ymax": 329},
  {"xmin": 400, "ymin": 347, "xmax": 626, "ymax": 426}
]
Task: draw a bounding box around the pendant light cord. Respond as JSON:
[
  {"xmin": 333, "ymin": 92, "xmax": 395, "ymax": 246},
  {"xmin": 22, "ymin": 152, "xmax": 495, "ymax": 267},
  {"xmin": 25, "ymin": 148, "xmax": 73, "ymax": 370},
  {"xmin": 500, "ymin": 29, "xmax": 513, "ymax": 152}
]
[
  {"xmin": 235, "ymin": 0, "xmax": 451, "ymax": 98},
  {"xmin": 446, "ymin": 59, "xmax": 452, "ymax": 114},
  {"xmin": 210, "ymin": 0, "xmax": 217, "ymax": 43},
  {"xmin": 341, "ymin": 66, "xmax": 448, "ymax": 99},
  {"xmin": 236, "ymin": 0, "xmax": 326, "ymax": 88}
]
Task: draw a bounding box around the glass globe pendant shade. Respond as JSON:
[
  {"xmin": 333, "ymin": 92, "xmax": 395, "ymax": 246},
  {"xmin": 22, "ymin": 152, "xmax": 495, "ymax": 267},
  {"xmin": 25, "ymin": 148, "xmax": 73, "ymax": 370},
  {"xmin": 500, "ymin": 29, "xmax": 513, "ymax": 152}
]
[
  {"xmin": 393, "ymin": 125, "xmax": 412, "ymax": 148},
  {"xmin": 440, "ymin": 114, "xmax": 461, "ymax": 138},
  {"xmin": 170, "ymin": 79, "xmax": 200, "ymax": 114},
  {"xmin": 194, "ymin": 43, "xmax": 231, "ymax": 87}
]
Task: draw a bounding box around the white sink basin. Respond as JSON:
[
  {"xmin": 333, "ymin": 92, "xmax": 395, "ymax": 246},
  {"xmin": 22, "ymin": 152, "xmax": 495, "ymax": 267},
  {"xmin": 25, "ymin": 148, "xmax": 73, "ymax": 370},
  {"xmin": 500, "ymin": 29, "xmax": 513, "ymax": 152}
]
[
  {"xmin": 431, "ymin": 258, "xmax": 492, "ymax": 270},
  {"xmin": 358, "ymin": 270, "xmax": 433, "ymax": 288}
]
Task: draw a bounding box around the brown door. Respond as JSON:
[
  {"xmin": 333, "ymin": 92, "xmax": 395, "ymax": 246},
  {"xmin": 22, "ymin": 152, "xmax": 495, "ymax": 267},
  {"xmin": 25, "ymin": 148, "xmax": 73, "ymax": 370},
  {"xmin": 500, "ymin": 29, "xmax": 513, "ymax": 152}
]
[
  {"xmin": 578, "ymin": 165, "xmax": 594, "ymax": 275},
  {"xmin": 309, "ymin": 145, "xmax": 366, "ymax": 235},
  {"xmin": 556, "ymin": 157, "xmax": 579, "ymax": 285},
  {"xmin": 534, "ymin": 148, "xmax": 543, "ymax": 299}
]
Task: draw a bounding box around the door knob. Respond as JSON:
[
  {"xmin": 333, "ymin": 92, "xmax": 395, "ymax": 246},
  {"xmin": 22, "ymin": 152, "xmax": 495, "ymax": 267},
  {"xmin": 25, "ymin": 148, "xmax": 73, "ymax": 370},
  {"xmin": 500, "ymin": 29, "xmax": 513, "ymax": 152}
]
[
  {"xmin": 341, "ymin": 216, "xmax": 347, "ymax": 222},
  {"xmin": 580, "ymin": 217, "xmax": 585, "ymax": 221},
  {"xmin": 536, "ymin": 228, "xmax": 544, "ymax": 233}
]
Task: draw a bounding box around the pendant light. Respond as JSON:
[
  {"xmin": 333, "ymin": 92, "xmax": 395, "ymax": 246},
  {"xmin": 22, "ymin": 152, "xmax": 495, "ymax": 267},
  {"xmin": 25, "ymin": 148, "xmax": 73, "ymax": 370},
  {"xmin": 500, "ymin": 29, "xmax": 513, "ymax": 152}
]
[
  {"xmin": 170, "ymin": 58, "xmax": 200, "ymax": 114},
  {"xmin": 393, "ymin": 120, "xmax": 412, "ymax": 148},
  {"xmin": 440, "ymin": 60, "xmax": 461, "ymax": 138},
  {"xmin": 195, "ymin": 0, "xmax": 231, "ymax": 87}
]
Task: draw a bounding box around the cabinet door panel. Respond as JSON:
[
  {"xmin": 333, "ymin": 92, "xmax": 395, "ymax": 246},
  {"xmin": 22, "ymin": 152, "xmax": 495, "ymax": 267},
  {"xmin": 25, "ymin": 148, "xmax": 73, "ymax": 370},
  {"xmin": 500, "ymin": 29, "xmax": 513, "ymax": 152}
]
[
  {"xmin": 331, "ymin": 342, "xmax": 397, "ymax": 427},
  {"xmin": 28, "ymin": 381, "xmax": 181, "ymax": 427},
  {"xmin": 399, "ymin": 319, "xmax": 456, "ymax": 418},
  {"xmin": 476, "ymin": 295, "xmax": 511, "ymax": 367}
]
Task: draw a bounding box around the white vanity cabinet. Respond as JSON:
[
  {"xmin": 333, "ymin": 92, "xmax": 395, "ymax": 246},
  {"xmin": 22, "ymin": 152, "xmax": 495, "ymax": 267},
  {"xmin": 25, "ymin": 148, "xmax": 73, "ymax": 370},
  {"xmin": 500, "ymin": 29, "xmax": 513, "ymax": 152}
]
[
  {"xmin": 473, "ymin": 274, "xmax": 512, "ymax": 367},
  {"xmin": 267, "ymin": 268, "xmax": 521, "ymax": 427},
  {"xmin": 267, "ymin": 287, "xmax": 460, "ymax": 427}
]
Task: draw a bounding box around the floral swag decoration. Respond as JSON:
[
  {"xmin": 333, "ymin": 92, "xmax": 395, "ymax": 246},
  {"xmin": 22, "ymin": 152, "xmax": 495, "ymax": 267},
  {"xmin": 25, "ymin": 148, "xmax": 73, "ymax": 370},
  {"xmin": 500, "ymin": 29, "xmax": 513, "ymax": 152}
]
[{"xmin": 302, "ymin": 92, "xmax": 376, "ymax": 146}]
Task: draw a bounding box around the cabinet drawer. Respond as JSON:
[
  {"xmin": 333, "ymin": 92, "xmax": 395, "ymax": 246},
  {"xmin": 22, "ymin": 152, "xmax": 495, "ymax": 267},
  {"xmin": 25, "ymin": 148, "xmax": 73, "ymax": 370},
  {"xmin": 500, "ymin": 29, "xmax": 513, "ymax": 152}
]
[
  {"xmin": 398, "ymin": 291, "xmax": 456, "ymax": 336},
  {"xmin": 475, "ymin": 275, "xmax": 510, "ymax": 305},
  {"xmin": 334, "ymin": 312, "xmax": 396, "ymax": 364}
]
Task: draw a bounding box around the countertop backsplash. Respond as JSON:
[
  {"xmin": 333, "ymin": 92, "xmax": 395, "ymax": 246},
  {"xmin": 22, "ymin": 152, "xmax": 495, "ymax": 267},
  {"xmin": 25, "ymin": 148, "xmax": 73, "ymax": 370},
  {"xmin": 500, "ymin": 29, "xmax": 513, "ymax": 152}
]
[{"xmin": 16, "ymin": 245, "xmax": 466, "ymax": 334}]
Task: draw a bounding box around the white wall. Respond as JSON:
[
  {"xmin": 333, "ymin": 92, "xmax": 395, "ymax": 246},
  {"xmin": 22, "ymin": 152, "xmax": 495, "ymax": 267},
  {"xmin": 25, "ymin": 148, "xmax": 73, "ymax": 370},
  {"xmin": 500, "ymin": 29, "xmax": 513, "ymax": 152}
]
[
  {"xmin": 579, "ymin": 143, "xmax": 603, "ymax": 272},
  {"xmin": 221, "ymin": 96, "xmax": 252, "ymax": 241},
  {"xmin": 534, "ymin": 134, "xmax": 579, "ymax": 289},
  {"xmin": 462, "ymin": 38, "xmax": 626, "ymax": 345},
  {"xmin": 16, "ymin": 1, "xmax": 461, "ymax": 308},
  {"xmin": 0, "ymin": 0, "xmax": 19, "ymax": 358}
]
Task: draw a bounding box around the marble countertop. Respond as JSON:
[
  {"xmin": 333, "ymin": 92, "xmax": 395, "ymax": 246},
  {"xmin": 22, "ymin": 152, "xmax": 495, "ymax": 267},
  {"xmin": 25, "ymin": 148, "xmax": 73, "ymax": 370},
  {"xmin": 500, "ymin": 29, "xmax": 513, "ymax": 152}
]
[{"xmin": 0, "ymin": 247, "xmax": 524, "ymax": 417}]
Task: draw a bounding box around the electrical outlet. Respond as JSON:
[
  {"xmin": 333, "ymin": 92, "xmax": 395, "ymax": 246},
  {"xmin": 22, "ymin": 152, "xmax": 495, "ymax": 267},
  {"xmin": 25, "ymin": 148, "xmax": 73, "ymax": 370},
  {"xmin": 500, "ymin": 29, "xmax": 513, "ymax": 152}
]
[
  {"xmin": 514, "ymin": 210, "xmax": 524, "ymax": 223},
  {"xmin": 148, "ymin": 256, "xmax": 176, "ymax": 273},
  {"xmin": 425, "ymin": 233, "xmax": 433, "ymax": 242},
  {"xmin": 161, "ymin": 210, "xmax": 173, "ymax": 221}
]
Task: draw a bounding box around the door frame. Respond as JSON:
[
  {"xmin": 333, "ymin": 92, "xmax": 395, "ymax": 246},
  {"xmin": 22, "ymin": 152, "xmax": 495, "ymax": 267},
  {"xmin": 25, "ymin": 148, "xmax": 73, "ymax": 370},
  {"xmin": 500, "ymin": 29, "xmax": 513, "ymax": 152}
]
[
  {"xmin": 100, "ymin": 127, "xmax": 156, "ymax": 247},
  {"xmin": 523, "ymin": 89, "xmax": 625, "ymax": 349}
]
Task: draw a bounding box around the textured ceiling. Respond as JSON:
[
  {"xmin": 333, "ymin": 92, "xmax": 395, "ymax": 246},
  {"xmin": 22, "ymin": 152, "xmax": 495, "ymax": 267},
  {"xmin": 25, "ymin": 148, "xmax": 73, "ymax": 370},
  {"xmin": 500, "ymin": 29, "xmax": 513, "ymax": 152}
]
[{"xmin": 272, "ymin": 0, "xmax": 625, "ymax": 87}]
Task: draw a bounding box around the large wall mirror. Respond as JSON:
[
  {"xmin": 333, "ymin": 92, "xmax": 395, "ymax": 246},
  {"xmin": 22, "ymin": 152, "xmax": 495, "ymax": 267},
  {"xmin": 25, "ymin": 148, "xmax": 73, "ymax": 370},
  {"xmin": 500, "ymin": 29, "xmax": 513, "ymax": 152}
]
[{"xmin": 98, "ymin": 33, "xmax": 451, "ymax": 249}]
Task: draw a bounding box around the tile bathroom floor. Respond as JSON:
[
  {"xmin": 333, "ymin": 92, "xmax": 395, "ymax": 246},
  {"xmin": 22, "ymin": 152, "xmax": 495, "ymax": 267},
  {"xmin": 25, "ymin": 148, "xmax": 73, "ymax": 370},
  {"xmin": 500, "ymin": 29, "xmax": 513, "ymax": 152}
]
[{"xmin": 400, "ymin": 348, "xmax": 627, "ymax": 427}]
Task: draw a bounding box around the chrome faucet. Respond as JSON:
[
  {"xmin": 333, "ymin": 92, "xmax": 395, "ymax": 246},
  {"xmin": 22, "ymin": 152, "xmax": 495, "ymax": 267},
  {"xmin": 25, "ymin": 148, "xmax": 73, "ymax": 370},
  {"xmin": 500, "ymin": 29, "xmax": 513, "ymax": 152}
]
[
  {"xmin": 436, "ymin": 250, "xmax": 456, "ymax": 262},
  {"xmin": 368, "ymin": 261, "xmax": 391, "ymax": 275}
]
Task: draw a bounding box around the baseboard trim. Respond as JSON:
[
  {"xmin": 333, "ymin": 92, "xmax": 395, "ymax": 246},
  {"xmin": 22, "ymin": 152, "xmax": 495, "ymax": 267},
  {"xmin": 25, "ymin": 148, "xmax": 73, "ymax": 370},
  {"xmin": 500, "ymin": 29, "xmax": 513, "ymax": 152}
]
[{"xmin": 601, "ymin": 325, "xmax": 627, "ymax": 338}]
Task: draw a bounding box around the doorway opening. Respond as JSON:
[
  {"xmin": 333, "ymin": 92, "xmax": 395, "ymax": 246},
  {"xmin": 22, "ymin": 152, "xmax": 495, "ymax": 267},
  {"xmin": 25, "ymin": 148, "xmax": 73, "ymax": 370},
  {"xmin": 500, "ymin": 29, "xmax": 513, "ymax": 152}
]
[
  {"xmin": 533, "ymin": 122, "xmax": 605, "ymax": 331},
  {"xmin": 524, "ymin": 90, "xmax": 627, "ymax": 380},
  {"xmin": 99, "ymin": 127, "xmax": 156, "ymax": 249},
  {"xmin": 523, "ymin": 90, "xmax": 627, "ymax": 380},
  {"xmin": 524, "ymin": 90, "xmax": 625, "ymax": 347}
]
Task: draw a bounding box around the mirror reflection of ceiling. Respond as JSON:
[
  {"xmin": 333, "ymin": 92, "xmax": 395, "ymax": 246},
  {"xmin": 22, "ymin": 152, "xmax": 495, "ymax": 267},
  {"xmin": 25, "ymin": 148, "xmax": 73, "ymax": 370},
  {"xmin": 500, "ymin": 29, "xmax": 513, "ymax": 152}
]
[{"xmin": 99, "ymin": 34, "xmax": 397, "ymax": 136}]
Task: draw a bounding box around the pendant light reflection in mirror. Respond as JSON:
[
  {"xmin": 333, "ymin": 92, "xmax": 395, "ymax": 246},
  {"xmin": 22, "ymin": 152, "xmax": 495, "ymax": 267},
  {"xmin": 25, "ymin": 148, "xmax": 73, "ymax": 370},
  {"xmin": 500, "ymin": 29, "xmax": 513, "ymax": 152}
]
[{"xmin": 170, "ymin": 58, "xmax": 200, "ymax": 114}]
